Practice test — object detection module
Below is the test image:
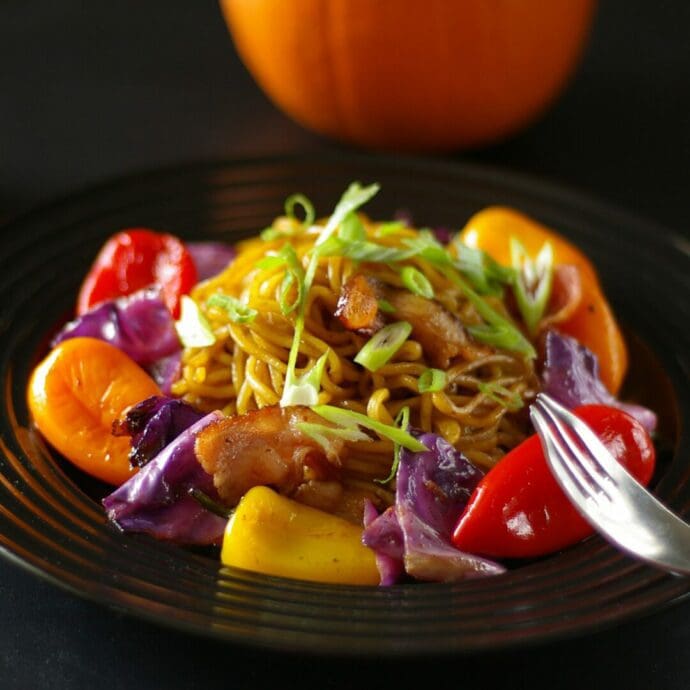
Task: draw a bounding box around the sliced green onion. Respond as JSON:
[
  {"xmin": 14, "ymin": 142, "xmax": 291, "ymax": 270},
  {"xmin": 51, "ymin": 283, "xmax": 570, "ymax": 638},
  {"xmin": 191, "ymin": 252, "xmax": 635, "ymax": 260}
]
[
  {"xmin": 453, "ymin": 243, "xmax": 515, "ymax": 296},
  {"xmin": 279, "ymin": 278, "xmax": 300, "ymax": 312},
  {"xmin": 439, "ymin": 265, "xmax": 536, "ymax": 358},
  {"xmin": 207, "ymin": 293, "xmax": 257, "ymax": 324},
  {"xmin": 318, "ymin": 182, "xmax": 380, "ymax": 243},
  {"xmin": 375, "ymin": 220, "xmax": 406, "ymax": 237},
  {"xmin": 256, "ymin": 244, "xmax": 305, "ymax": 316},
  {"xmin": 375, "ymin": 406, "xmax": 411, "ymax": 485},
  {"xmin": 477, "ymin": 381, "xmax": 524, "ymax": 411},
  {"xmin": 284, "ymin": 193, "xmax": 316, "ymax": 229},
  {"xmin": 259, "ymin": 226, "xmax": 283, "ymax": 241},
  {"xmin": 255, "ymin": 254, "xmax": 286, "ymax": 270},
  {"xmin": 281, "ymin": 350, "xmax": 329, "ymax": 407},
  {"xmin": 402, "ymin": 231, "xmax": 451, "ymax": 267},
  {"xmin": 297, "ymin": 422, "xmax": 370, "ymax": 451},
  {"xmin": 377, "ymin": 299, "xmax": 396, "ymax": 313},
  {"xmin": 400, "ymin": 265, "xmax": 434, "ymax": 299},
  {"xmin": 311, "ymin": 405, "xmax": 426, "ymax": 452},
  {"xmin": 175, "ymin": 296, "xmax": 216, "ymax": 347},
  {"xmin": 354, "ymin": 321, "xmax": 412, "ymax": 372},
  {"xmin": 511, "ymin": 238, "xmax": 554, "ymax": 336},
  {"xmin": 260, "ymin": 194, "xmax": 315, "ymax": 241},
  {"xmin": 338, "ymin": 212, "xmax": 367, "ymax": 242},
  {"xmin": 281, "ymin": 182, "xmax": 379, "ymax": 407},
  {"xmin": 418, "ymin": 368, "xmax": 447, "ymax": 393},
  {"xmin": 378, "ymin": 227, "xmax": 534, "ymax": 358},
  {"xmin": 316, "ymin": 236, "xmax": 415, "ymax": 263},
  {"xmin": 467, "ymin": 322, "xmax": 533, "ymax": 353}
]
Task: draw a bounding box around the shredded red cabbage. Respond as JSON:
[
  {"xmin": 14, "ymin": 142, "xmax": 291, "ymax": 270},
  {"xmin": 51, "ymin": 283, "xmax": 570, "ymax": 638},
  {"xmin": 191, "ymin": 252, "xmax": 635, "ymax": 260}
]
[
  {"xmin": 542, "ymin": 331, "xmax": 657, "ymax": 433},
  {"xmin": 363, "ymin": 431, "xmax": 505, "ymax": 584},
  {"xmin": 103, "ymin": 411, "xmax": 227, "ymax": 545},
  {"xmin": 187, "ymin": 242, "xmax": 236, "ymax": 281}
]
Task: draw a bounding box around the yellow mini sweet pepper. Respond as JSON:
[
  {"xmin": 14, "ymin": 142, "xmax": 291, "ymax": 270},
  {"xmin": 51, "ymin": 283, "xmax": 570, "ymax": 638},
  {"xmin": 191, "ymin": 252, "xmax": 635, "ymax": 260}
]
[{"xmin": 221, "ymin": 486, "xmax": 380, "ymax": 585}]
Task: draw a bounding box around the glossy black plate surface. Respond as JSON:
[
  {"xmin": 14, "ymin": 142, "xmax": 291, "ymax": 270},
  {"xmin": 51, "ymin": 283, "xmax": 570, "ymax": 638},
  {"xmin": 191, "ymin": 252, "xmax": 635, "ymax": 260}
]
[{"xmin": 1, "ymin": 153, "xmax": 688, "ymax": 655}]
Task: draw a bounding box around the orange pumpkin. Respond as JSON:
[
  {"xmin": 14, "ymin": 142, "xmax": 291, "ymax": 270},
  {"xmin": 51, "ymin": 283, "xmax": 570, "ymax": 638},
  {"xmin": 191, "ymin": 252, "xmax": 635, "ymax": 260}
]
[{"xmin": 220, "ymin": 0, "xmax": 596, "ymax": 151}]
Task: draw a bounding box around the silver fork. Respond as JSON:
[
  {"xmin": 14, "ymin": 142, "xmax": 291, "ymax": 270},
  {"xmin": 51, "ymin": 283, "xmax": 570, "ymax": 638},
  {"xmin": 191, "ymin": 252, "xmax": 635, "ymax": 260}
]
[{"xmin": 530, "ymin": 393, "xmax": 690, "ymax": 575}]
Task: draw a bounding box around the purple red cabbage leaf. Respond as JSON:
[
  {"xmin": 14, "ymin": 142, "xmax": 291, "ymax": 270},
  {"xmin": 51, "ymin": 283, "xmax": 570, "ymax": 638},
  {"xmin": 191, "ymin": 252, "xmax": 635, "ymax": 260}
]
[
  {"xmin": 103, "ymin": 410, "xmax": 227, "ymax": 545},
  {"xmin": 52, "ymin": 288, "xmax": 182, "ymax": 393},
  {"xmin": 542, "ymin": 331, "xmax": 657, "ymax": 433},
  {"xmin": 363, "ymin": 431, "xmax": 506, "ymax": 584},
  {"xmin": 187, "ymin": 242, "xmax": 236, "ymax": 281},
  {"xmin": 112, "ymin": 395, "xmax": 205, "ymax": 468}
]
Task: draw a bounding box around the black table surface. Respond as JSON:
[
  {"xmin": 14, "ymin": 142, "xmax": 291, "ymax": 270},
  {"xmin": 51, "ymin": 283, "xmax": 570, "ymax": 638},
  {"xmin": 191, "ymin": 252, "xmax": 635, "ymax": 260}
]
[{"xmin": 1, "ymin": 2, "xmax": 688, "ymax": 688}]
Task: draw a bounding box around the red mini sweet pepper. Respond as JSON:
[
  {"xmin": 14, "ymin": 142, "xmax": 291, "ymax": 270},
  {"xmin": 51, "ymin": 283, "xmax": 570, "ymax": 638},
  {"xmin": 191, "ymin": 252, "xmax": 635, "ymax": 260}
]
[
  {"xmin": 77, "ymin": 229, "xmax": 197, "ymax": 319},
  {"xmin": 452, "ymin": 405, "xmax": 656, "ymax": 559}
]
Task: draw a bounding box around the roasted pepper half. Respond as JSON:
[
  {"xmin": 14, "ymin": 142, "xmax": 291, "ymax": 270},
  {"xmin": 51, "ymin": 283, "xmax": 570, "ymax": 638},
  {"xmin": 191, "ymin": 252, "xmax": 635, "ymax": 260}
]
[{"xmin": 221, "ymin": 486, "xmax": 379, "ymax": 585}]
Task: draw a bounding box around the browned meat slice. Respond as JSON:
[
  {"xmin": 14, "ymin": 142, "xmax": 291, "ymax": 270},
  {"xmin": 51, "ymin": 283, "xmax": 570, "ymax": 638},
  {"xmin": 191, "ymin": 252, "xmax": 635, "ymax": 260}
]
[
  {"xmin": 335, "ymin": 274, "xmax": 385, "ymax": 335},
  {"xmin": 195, "ymin": 406, "xmax": 344, "ymax": 507},
  {"xmin": 384, "ymin": 289, "xmax": 470, "ymax": 369},
  {"xmin": 336, "ymin": 273, "xmax": 470, "ymax": 368}
]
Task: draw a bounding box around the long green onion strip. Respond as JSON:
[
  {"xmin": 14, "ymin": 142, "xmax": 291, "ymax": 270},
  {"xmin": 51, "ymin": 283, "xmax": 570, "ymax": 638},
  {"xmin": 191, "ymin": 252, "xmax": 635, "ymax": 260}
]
[
  {"xmin": 297, "ymin": 422, "xmax": 371, "ymax": 452},
  {"xmin": 315, "ymin": 235, "xmax": 416, "ymax": 264},
  {"xmin": 511, "ymin": 238, "xmax": 554, "ymax": 336},
  {"xmin": 418, "ymin": 368, "xmax": 447, "ymax": 393},
  {"xmin": 311, "ymin": 405, "xmax": 426, "ymax": 452},
  {"xmin": 207, "ymin": 293, "xmax": 257, "ymax": 324},
  {"xmin": 175, "ymin": 295, "xmax": 216, "ymax": 347},
  {"xmin": 280, "ymin": 183, "xmax": 380, "ymax": 407},
  {"xmin": 452, "ymin": 241, "xmax": 516, "ymax": 297},
  {"xmin": 477, "ymin": 381, "xmax": 524, "ymax": 412},
  {"xmin": 375, "ymin": 406, "xmax": 411, "ymax": 485}
]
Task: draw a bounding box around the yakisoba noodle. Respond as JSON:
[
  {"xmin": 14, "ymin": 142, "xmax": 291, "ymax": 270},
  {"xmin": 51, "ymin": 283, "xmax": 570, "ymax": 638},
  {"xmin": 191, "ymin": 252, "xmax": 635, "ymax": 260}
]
[{"xmin": 171, "ymin": 212, "xmax": 537, "ymax": 511}]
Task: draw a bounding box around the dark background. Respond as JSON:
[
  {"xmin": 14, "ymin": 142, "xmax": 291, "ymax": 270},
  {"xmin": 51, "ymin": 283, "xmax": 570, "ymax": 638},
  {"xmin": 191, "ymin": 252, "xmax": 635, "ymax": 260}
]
[{"xmin": 0, "ymin": 1, "xmax": 688, "ymax": 688}]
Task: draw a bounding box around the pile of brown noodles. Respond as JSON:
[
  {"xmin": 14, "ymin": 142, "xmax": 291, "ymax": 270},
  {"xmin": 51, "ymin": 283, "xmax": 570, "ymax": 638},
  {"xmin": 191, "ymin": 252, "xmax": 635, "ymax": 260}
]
[{"xmin": 171, "ymin": 212, "xmax": 537, "ymax": 510}]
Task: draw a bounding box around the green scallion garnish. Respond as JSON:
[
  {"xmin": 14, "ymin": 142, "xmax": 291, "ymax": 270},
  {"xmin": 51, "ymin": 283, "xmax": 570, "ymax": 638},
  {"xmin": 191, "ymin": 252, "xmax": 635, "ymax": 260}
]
[
  {"xmin": 311, "ymin": 405, "xmax": 426, "ymax": 452},
  {"xmin": 174, "ymin": 296, "xmax": 216, "ymax": 347},
  {"xmin": 375, "ymin": 406, "xmax": 411, "ymax": 485},
  {"xmin": 452, "ymin": 242, "xmax": 515, "ymax": 296},
  {"xmin": 511, "ymin": 238, "xmax": 554, "ymax": 336},
  {"xmin": 400, "ymin": 265, "xmax": 434, "ymax": 299},
  {"xmin": 418, "ymin": 368, "xmax": 447, "ymax": 393},
  {"xmin": 477, "ymin": 381, "xmax": 524, "ymax": 411},
  {"xmin": 256, "ymin": 244, "xmax": 305, "ymax": 316},
  {"xmin": 297, "ymin": 422, "xmax": 371, "ymax": 451},
  {"xmin": 338, "ymin": 212, "xmax": 367, "ymax": 242},
  {"xmin": 284, "ymin": 193, "xmax": 316, "ymax": 229},
  {"xmin": 354, "ymin": 321, "xmax": 412, "ymax": 372},
  {"xmin": 377, "ymin": 299, "xmax": 396, "ymax": 313},
  {"xmin": 207, "ymin": 294, "xmax": 257, "ymax": 324}
]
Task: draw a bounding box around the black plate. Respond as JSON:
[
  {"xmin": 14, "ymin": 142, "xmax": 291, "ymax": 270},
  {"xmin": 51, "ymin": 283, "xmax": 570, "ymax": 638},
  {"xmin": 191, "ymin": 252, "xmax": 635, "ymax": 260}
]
[{"xmin": 1, "ymin": 153, "xmax": 689, "ymax": 655}]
